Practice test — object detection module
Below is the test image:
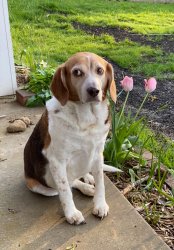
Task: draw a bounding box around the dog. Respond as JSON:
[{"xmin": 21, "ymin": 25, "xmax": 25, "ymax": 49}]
[{"xmin": 24, "ymin": 52, "xmax": 117, "ymax": 225}]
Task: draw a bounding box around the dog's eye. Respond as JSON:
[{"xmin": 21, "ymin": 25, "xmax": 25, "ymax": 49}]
[
  {"xmin": 96, "ymin": 67, "xmax": 104, "ymax": 75},
  {"xmin": 73, "ymin": 69, "xmax": 83, "ymax": 77}
]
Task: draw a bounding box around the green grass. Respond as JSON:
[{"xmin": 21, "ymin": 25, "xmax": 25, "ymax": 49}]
[
  {"xmin": 68, "ymin": 11, "xmax": 174, "ymax": 35},
  {"xmin": 8, "ymin": 0, "xmax": 174, "ymax": 78}
]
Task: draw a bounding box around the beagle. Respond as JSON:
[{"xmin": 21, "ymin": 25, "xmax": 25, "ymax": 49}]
[{"xmin": 24, "ymin": 52, "xmax": 117, "ymax": 225}]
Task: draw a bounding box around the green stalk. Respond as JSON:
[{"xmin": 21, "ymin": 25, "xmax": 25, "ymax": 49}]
[
  {"xmin": 117, "ymin": 91, "xmax": 130, "ymax": 126},
  {"xmin": 153, "ymin": 181, "xmax": 174, "ymax": 203},
  {"xmin": 134, "ymin": 92, "xmax": 149, "ymax": 121},
  {"xmin": 117, "ymin": 89, "xmax": 124, "ymax": 98},
  {"xmin": 159, "ymin": 171, "xmax": 168, "ymax": 190}
]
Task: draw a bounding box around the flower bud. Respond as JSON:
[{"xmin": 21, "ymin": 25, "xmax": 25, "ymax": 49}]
[
  {"xmin": 120, "ymin": 76, "xmax": 133, "ymax": 92},
  {"xmin": 144, "ymin": 77, "xmax": 157, "ymax": 93}
]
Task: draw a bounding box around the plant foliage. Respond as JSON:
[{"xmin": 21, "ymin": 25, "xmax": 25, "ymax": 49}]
[{"xmin": 25, "ymin": 62, "xmax": 55, "ymax": 107}]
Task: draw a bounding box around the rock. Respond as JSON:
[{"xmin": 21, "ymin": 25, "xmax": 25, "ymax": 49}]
[
  {"xmin": 20, "ymin": 116, "xmax": 31, "ymax": 126},
  {"xmin": 7, "ymin": 120, "xmax": 27, "ymax": 133}
]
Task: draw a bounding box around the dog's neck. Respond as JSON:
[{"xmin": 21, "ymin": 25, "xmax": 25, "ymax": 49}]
[
  {"xmin": 46, "ymin": 97, "xmax": 108, "ymax": 130},
  {"xmin": 73, "ymin": 101, "xmax": 98, "ymax": 130}
]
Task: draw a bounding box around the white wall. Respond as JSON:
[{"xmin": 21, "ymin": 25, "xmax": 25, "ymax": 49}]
[{"xmin": 0, "ymin": 0, "xmax": 17, "ymax": 96}]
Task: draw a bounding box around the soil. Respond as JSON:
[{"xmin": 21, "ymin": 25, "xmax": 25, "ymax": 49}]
[
  {"xmin": 73, "ymin": 22, "xmax": 174, "ymax": 54},
  {"xmin": 73, "ymin": 22, "xmax": 174, "ymax": 139}
]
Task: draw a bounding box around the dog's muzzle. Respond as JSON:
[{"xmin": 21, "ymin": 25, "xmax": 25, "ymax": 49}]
[{"xmin": 87, "ymin": 87, "xmax": 100, "ymax": 97}]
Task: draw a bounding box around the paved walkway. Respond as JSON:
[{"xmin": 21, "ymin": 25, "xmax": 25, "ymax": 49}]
[{"xmin": 0, "ymin": 98, "xmax": 170, "ymax": 250}]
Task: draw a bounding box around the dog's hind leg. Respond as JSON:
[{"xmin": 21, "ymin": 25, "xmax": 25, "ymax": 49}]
[
  {"xmin": 26, "ymin": 177, "xmax": 58, "ymax": 196},
  {"xmin": 72, "ymin": 179, "xmax": 95, "ymax": 196}
]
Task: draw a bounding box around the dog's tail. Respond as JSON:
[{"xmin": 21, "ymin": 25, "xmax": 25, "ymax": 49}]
[
  {"xmin": 103, "ymin": 164, "xmax": 123, "ymax": 173},
  {"xmin": 26, "ymin": 177, "xmax": 58, "ymax": 196}
]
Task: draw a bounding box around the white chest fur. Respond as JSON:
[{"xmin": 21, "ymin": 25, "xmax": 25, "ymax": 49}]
[{"xmin": 43, "ymin": 97, "xmax": 110, "ymax": 186}]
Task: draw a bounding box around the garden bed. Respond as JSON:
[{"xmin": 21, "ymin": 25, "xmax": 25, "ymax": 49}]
[{"xmin": 106, "ymin": 150, "xmax": 174, "ymax": 249}]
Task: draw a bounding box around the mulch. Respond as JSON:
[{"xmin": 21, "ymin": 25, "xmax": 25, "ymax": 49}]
[{"xmin": 106, "ymin": 160, "xmax": 174, "ymax": 249}]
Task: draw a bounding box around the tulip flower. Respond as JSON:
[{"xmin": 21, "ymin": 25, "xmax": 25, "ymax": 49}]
[
  {"xmin": 117, "ymin": 76, "xmax": 133, "ymax": 126},
  {"xmin": 144, "ymin": 77, "xmax": 157, "ymax": 93},
  {"xmin": 120, "ymin": 76, "xmax": 133, "ymax": 92},
  {"xmin": 134, "ymin": 77, "xmax": 157, "ymax": 120}
]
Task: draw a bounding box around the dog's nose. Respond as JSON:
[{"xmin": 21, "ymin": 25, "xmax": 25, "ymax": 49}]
[{"xmin": 87, "ymin": 87, "xmax": 99, "ymax": 97}]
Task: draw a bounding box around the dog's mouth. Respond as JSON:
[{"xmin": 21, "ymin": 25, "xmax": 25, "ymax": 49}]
[{"xmin": 85, "ymin": 96, "xmax": 101, "ymax": 103}]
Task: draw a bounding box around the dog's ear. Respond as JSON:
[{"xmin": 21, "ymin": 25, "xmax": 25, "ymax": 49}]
[
  {"xmin": 50, "ymin": 64, "xmax": 69, "ymax": 106},
  {"xmin": 106, "ymin": 63, "xmax": 117, "ymax": 103}
]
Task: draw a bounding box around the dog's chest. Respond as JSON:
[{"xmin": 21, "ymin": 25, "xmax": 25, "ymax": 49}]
[
  {"xmin": 47, "ymin": 98, "xmax": 109, "ymax": 141},
  {"xmin": 45, "ymin": 98, "xmax": 110, "ymax": 182}
]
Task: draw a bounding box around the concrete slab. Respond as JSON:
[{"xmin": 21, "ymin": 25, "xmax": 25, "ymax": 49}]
[{"xmin": 0, "ymin": 99, "xmax": 170, "ymax": 250}]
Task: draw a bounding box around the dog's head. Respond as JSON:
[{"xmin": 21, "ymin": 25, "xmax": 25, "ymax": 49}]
[{"xmin": 51, "ymin": 52, "xmax": 116, "ymax": 105}]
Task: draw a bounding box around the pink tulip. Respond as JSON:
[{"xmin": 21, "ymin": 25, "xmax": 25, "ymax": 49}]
[
  {"xmin": 120, "ymin": 76, "xmax": 133, "ymax": 92},
  {"xmin": 144, "ymin": 77, "xmax": 157, "ymax": 93}
]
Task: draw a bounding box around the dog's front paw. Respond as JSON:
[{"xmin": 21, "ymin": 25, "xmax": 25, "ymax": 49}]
[
  {"xmin": 65, "ymin": 208, "xmax": 86, "ymax": 225},
  {"xmin": 93, "ymin": 202, "xmax": 109, "ymax": 219}
]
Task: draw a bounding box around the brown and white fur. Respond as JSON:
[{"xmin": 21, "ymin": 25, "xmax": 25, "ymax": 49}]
[{"xmin": 24, "ymin": 52, "xmax": 117, "ymax": 225}]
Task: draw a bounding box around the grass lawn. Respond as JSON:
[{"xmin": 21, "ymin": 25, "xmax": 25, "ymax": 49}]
[{"xmin": 8, "ymin": 0, "xmax": 174, "ymax": 78}]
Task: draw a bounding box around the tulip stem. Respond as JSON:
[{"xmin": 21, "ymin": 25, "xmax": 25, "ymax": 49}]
[
  {"xmin": 134, "ymin": 92, "xmax": 149, "ymax": 121},
  {"xmin": 117, "ymin": 91, "xmax": 129, "ymax": 126},
  {"xmin": 117, "ymin": 89, "xmax": 124, "ymax": 98}
]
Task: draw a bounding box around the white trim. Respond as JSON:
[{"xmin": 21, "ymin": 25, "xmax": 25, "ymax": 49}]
[{"xmin": 0, "ymin": 0, "xmax": 17, "ymax": 96}]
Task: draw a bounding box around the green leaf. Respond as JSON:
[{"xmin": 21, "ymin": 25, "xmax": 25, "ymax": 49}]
[
  {"xmin": 26, "ymin": 95, "xmax": 44, "ymax": 107},
  {"xmin": 129, "ymin": 169, "xmax": 136, "ymax": 184}
]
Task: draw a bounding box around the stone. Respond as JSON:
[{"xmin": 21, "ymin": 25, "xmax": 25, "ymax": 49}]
[{"xmin": 7, "ymin": 119, "xmax": 27, "ymax": 133}]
